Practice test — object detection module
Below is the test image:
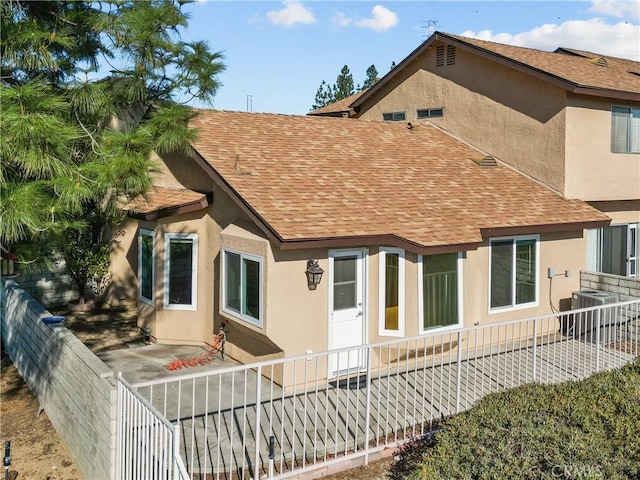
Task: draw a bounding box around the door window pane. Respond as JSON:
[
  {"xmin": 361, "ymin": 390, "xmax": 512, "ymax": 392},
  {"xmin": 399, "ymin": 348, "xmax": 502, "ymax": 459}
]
[
  {"xmin": 422, "ymin": 253, "xmax": 458, "ymax": 329},
  {"xmin": 334, "ymin": 256, "xmax": 356, "ymax": 310}
]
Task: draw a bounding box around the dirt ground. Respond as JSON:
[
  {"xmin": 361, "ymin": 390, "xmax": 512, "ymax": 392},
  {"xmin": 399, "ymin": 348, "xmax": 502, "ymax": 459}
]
[{"xmin": 1, "ymin": 304, "xmax": 398, "ymax": 480}]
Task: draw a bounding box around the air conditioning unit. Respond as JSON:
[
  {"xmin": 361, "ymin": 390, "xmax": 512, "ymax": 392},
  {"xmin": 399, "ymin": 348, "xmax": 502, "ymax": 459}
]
[{"xmin": 571, "ymin": 290, "xmax": 619, "ymax": 309}]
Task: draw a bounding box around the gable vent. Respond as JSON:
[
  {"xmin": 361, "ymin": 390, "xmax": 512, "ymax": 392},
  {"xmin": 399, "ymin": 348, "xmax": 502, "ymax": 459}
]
[
  {"xmin": 589, "ymin": 57, "xmax": 608, "ymax": 67},
  {"xmin": 436, "ymin": 45, "xmax": 445, "ymax": 66},
  {"xmin": 446, "ymin": 45, "xmax": 456, "ymax": 65},
  {"xmin": 471, "ymin": 155, "xmax": 498, "ymax": 167}
]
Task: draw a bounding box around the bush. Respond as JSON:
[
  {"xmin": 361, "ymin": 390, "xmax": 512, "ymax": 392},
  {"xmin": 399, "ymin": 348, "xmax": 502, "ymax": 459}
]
[{"xmin": 411, "ymin": 359, "xmax": 640, "ymax": 480}]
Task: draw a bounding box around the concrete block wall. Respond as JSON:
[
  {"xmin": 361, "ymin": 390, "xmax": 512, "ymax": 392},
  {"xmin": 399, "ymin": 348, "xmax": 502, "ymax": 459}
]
[
  {"xmin": 1, "ymin": 279, "xmax": 116, "ymax": 479},
  {"xmin": 11, "ymin": 262, "xmax": 79, "ymax": 308},
  {"xmin": 580, "ymin": 271, "xmax": 640, "ymax": 299}
]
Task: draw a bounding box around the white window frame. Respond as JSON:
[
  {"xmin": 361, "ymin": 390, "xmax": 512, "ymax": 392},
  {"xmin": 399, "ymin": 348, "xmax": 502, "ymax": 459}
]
[
  {"xmin": 163, "ymin": 233, "xmax": 198, "ymax": 311},
  {"xmin": 611, "ymin": 106, "xmax": 640, "ymax": 154},
  {"xmin": 138, "ymin": 229, "xmax": 154, "ymax": 306},
  {"xmin": 221, "ymin": 248, "xmax": 264, "ymax": 328},
  {"xmin": 378, "ymin": 247, "xmax": 405, "ymax": 337},
  {"xmin": 488, "ymin": 235, "xmax": 539, "ymax": 313},
  {"xmin": 418, "ymin": 252, "xmax": 464, "ymax": 334}
]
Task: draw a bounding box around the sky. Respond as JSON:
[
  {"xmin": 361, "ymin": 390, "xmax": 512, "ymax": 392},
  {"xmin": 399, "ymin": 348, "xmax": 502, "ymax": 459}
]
[{"xmin": 180, "ymin": 1, "xmax": 640, "ymax": 115}]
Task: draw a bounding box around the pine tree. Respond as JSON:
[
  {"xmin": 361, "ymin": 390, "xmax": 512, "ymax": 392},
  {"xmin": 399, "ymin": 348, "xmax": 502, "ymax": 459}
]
[
  {"xmin": 362, "ymin": 64, "xmax": 380, "ymax": 90},
  {"xmin": 333, "ymin": 65, "xmax": 355, "ymax": 101},
  {"xmin": 0, "ymin": 0, "xmax": 225, "ymax": 304},
  {"xmin": 311, "ymin": 80, "xmax": 333, "ymax": 110}
]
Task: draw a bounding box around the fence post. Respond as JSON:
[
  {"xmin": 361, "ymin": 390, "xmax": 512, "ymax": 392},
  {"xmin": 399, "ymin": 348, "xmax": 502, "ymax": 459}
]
[
  {"xmin": 455, "ymin": 331, "xmax": 462, "ymax": 414},
  {"xmin": 595, "ymin": 308, "xmax": 601, "ymax": 373},
  {"xmin": 363, "ymin": 345, "xmax": 373, "ymax": 466},
  {"xmin": 532, "ymin": 318, "xmax": 538, "ymax": 381},
  {"xmin": 254, "ymin": 365, "xmax": 263, "ymax": 480}
]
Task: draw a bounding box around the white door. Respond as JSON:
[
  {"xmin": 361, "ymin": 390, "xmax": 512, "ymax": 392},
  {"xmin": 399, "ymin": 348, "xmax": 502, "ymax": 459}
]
[{"xmin": 328, "ymin": 249, "xmax": 367, "ymax": 377}]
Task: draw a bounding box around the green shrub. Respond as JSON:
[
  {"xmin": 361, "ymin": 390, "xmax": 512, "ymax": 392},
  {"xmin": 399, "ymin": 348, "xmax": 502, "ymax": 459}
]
[{"xmin": 410, "ymin": 359, "xmax": 640, "ymax": 480}]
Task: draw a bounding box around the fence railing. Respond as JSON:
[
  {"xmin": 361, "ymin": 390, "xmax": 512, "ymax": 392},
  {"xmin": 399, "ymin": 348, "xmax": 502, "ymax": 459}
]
[
  {"xmin": 127, "ymin": 300, "xmax": 639, "ymax": 479},
  {"xmin": 117, "ymin": 374, "xmax": 189, "ymax": 480}
]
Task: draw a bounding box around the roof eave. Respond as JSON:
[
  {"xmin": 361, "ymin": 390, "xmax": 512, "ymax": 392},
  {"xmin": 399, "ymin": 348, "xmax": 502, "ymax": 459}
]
[
  {"xmin": 480, "ymin": 219, "xmax": 611, "ymax": 238},
  {"xmin": 126, "ymin": 193, "xmax": 212, "ymax": 221},
  {"xmin": 279, "ymin": 234, "xmax": 482, "ymax": 255}
]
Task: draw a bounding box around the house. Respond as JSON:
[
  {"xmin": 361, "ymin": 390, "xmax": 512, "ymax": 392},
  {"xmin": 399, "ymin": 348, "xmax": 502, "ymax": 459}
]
[
  {"xmin": 316, "ymin": 31, "xmax": 639, "ymax": 278},
  {"xmin": 108, "ymin": 109, "xmax": 610, "ymax": 373}
]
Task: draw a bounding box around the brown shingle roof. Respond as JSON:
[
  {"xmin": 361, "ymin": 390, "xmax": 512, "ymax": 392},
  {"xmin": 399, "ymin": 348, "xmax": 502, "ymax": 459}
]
[
  {"xmin": 308, "ymin": 90, "xmax": 366, "ymax": 117},
  {"xmin": 444, "ymin": 32, "xmax": 640, "ymax": 96},
  {"xmin": 354, "ymin": 31, "xmax": 640, "ymax": 108},
  {"xmin": 124, "ymin": 186, "xmax": 210, "ymax": 220},
  {"xmin": 190, "ymin": 110, "xmax": 609, "ymax": 252}
]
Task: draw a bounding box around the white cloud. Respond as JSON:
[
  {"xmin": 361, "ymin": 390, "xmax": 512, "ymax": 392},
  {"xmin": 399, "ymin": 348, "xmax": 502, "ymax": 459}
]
[
  {"xmin": 331, "ymin": 10, "xmax": 353, "ymax": 28},
  {"xmin": 355, "ymin": 5, "xmax": 398, "ymax": 32},
  {"xmin": 588, "ymin": 0, "xmax": 640, "ymax": 21},
  {"xmin": 462, "ymin": 17, "xmax": 640, "ymax": 61},
  {"xmin": 266, "ymin": 1, "xmax": 315, "ymax": 27}
]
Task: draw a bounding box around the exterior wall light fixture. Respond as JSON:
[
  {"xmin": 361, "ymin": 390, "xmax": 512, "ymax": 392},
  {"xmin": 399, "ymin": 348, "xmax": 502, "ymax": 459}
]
[{"xmin": 305, "ymin": 260, "xmax": 324, "ymax": 290}]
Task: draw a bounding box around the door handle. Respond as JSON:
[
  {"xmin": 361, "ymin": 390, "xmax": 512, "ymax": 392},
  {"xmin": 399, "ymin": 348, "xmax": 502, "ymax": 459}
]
[{"xmin": 356, "ymin": 311, "xmax": 363, "ymax": 317}]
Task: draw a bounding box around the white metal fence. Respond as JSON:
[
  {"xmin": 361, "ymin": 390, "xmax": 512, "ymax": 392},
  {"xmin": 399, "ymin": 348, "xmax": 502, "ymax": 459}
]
[
  {"xmin": 117, "ymin": 374, "xmax": 189, "ymax": 480},
  {"xmin": 123, "ymin": 300, "xmax": 639, "ymax": 479}
]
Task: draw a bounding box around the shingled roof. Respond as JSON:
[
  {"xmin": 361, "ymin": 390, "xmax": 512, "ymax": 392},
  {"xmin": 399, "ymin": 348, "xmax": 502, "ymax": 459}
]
[
  {"xmin": 189, "ymin": 109, "xmax": 609, "ymax": 253},
  {"xmin": 308, "ymin": 90, "xmax": 367, "ymax": 117},
  {"xmin": 353, "ymin": 31, "xmax": 640, "ymax": 109},
  {"xmin": 124, "ymin": 186, "xmax": 211, "ymax": 221}
]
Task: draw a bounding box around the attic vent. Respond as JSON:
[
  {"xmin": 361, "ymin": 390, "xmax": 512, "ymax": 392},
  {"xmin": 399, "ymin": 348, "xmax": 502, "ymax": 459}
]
[
  {"xmin": 436, "ymin": 45, "xmax": 445, "ymax": 66},
  {"xmin": 630, "ymin": 71, "xmax": 640, "ymax": 78},
  {"xmin": 471, "ymin": 155, "xmax": 498, "ymax": 167},
  {"xmin": 446, "ymin": 45, "xmax": 456, "ymax": 65},
  {"xmin": 590, "ymin": 57, "xmax": 608, "ymax": 67}
]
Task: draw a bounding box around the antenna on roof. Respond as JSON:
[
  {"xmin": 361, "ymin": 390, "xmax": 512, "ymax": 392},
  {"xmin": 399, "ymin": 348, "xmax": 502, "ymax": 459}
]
[{"xmin": 422, "ymin": 1, "xmax": 439, "ymax": 37}]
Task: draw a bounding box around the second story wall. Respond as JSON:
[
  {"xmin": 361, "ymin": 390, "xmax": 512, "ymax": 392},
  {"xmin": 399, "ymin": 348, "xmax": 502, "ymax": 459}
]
[
  {"xmin": 357, "ymin": 42, "xmax": 568, "ymax": 194},
  {"xmin": 565, "ymin": 95, "xmax": 640, "ymax": 201}
]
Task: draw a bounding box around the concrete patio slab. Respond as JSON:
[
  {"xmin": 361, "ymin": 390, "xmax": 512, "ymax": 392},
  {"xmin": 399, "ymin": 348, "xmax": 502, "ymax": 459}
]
[{"xmin": 98, "ymin": 343, "xmax": 238, "ymax": 384}]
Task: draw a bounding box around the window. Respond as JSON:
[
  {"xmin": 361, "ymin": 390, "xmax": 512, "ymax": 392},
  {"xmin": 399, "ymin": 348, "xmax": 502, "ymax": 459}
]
[
  {"xmin": 419, "ymin": 253, "xmax": 462, "ymax": 331},
  {"xmin": 587, "ymin": 224, "xmax": 638, "ymax": 277},
  {"xmin": 379, "ymin": 248, "xmax": 405, "ymax": 336},
  {"xmin": 611, "ymin": 106, "xmax": 640, "ymax": 153},
  {"xmin": 382, "ymin": 111, "xmax": 406, "ymax": 121},
  {"xmin": 490, "ymin": 236, "xmax": 538, "ymax": 311},
  {"xmin": 417, "ymin": 108, "xmax": 444, "ymax": 119},
  {"xmin": 222, "ymin": 249, "xmax": 263, "ymax": 326},
  {"xmin": 163, "ymin": 233, "xmax": 197, "ymax": 310},
  {"xmin": 139, "ymin": 229, "xmax": 154, "ymax": 304}
]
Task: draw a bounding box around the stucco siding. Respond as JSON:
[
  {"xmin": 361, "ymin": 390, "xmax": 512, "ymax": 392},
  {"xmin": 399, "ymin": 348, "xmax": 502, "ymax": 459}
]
[
  {"xmin": 565, "ymin": 96, "xmax": 640, "ymax": 201},
  {"xmin": 358, "ymin": 42, "xmax": 568, "ymax": 193}
]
